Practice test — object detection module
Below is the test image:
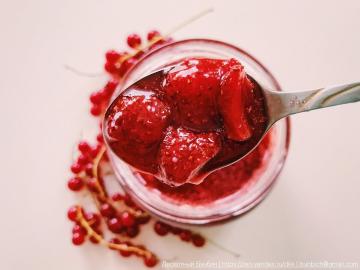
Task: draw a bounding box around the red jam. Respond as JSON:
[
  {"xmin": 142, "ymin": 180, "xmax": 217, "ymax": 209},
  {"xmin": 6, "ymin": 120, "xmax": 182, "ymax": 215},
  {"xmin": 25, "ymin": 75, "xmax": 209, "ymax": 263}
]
[
  {"xmin": 140, "ymin": 132, "xmax": 272, "ymax": 205},
  {"xmin": 105, "ymin": 58, "xmax": 268, "ymax": 186}
]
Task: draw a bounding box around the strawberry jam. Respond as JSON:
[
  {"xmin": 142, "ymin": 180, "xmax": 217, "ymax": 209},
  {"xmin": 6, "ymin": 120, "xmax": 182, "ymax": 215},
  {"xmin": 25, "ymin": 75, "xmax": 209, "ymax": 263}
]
[{"xmin": 105, "ymin": 57, "xmax": 268, "ymax": 187}]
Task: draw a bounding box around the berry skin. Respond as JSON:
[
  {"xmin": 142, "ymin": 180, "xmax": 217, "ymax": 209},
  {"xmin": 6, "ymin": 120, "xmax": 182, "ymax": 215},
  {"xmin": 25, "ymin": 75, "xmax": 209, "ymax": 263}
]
[
  {"xmin": 164, "ymin": 58, "xmax": 225, "ymax": 131},
  {"xmin": 106, "ymin": 95, "xmax": 171, "ymax": 173},
  {"xmin": 90, "ymin": 104, "xmax": 102, "ymax": 116},
  {"xmin": 104, "ymin": 61, "xmax": 117, "ymax": 74},
  {"xmin": 84, "ymin": 163, "xmax": 93, "ymax": 177},
  {"xmin": 154, "ymin": 221, "xmax": 169, "ymax": 236},
  {"xmin": 67, "ymin": 177, "xmax": 84, "ymax": 191},
  {"xmin": 77, "ymin": 154, "xmax": 89, "ymax": 166},
  {"xmin": 136, "ymin": 215, "xmax": 151, "ymax": 225},
  {"xmin": 90, "ymin": 91, "xmax": 104, "ymax": 105},
  {"xmin": 218, "ymin": 59, "xmax": 254, "ymax": 141},
  {"xmin": 179, "ymin": 230, "xmax": 192, "ymax": 242},
  {"xmin": 85, "ymin": 212, "xmax": 101, "ymax": 228},
  {"xmin": 72, "ymin": 232, "xmax": 85, "ymax": 245},
  {"xmin": 120, "ymin": 212, "xmax": 135, "ymax": 227},
  {"xmin": 127, "ymin": 33, "xmax": 142, "ymax": 48},
  {"xmin": 191, "ymin": 234, "xmax": 205, "ymax": 247},
  {"xmin": 67, "ymin": 206, "xmax": 79, "ymax": 221},
  {"xmin": 78, "ymin": 141, "xmax": 91, "ymax": 154},
  {"xmin": 86, "ymin": 178, "xmax": 99, "ymax": 193},
  {"xmin": 96, "ymin": 133, "xmax": 104, "ymax": 143},
  {"xmin": 72, "ymin": 224, "xmax": 86, "ymax": 235},
  {"xmin": 100, "ymin": 203, "xmax": 115, "ymax": 218},
  {"xmin": 90, "ymin": 144, "xmax": 102, "ymax": 158},
  {"xmin": 105, "ymin": 50, "xmax": 120, "ymax": 63},
  {"xmin": 112, "ymin": 193, "xmax": 124, "ymax": 201},
  {"xmin": 108, "ymin": 217, "xmax": 123, "ymax": 233},
  {"xmin": 103, "ymin": 80, "xmax": 118, "ymax": 97},
  {"xmin": 119, "ymin": 249, "xmax": 132, "ymax": 257},
  {"xmin": 144, "ymin": 255, "xmax": 158, "ymax": 267},
  {"xmin": 126, "ymin": 225, "xmax": 139, "ymax": 238},
  {"xmin": 89, "ymin": 235, "xmax": 100, "ymax": 244},
  {"xmin": 147, "ymin": 30, "xmax": 160, "ymax": 41},
  {"xmin": 158, "ymin": 127, "xmax": 221, "ymax": 186},
  {"xmin": 117, "ymin": 58, "xmax": 137, "ymax": 77},
  {"xmin": 70, "ymin": 162, "xmax": 82, "ymax": 174}
]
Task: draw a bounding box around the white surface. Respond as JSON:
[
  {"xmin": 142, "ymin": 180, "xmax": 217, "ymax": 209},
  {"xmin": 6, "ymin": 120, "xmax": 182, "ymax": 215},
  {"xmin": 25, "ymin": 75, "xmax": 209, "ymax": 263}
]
[{"xmin": 0, "ymin": 0, "xmax": 359, "ymax": 269}]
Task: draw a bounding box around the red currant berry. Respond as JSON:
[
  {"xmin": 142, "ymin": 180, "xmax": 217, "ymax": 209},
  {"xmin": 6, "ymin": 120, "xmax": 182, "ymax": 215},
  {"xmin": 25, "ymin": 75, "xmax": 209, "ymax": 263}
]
[
  {"xmin": 127, "ymin": 33, "xmax": 141, "ymax": 48},
  {"xmin": 89, "ymin": 91, "xmax": 103, "ymax": 105},
  {"xmin": 108, "ymin": 217, "xmax": 123, "ymax": 233},
  {"xmin": 126, "ymin": 225, "xmax": 139, "ymax": 238},
  {"xmin": 120, "ymin": 211, "xmax": 135, "ymax": 227},
  {"xmin": 85, "ymin": 212, "xmax": 101, "ymax": 227},
  {"xmin": 90, "ymin": 104, "xmax": 102, "ymax": 116},
  {"xmin": 179, "ymin": 230, "xmax": 192, "ymax": 242},
  {"xmin": 78, "ymin": 141, "xmax": 91, "ymax": 154},
  {"xmin": 67, "ymin": 177, "xmax": 84, "ymax": 191},
  {"xmin": 70, "ymin": 162, "xmax": 82, "ymax": 174},
  {"xmin": 104, "ymin": 80, "xmax": 118, "ymax": 95},
  {"xmin": 144, "ymin": 255, "xmax": 158, "ymax": 267},
  {"xmin": 89, "ymin": 230, "xmax": 102, "ymax": 244},
  {"xmin": 67, "ymin": 206, "xmax": 79, "ymax": 221},
  {"xmin": 147, "ymin": 30, "xmax": 160, "ymax": 41},
  {"xmin": 191, "ymin": 234, "xmax": 205, "ymax": 247},
  {"xmin": 170, "ymin": 226, "xmax": 181, "ymax": 235},
  {"xmin": 72, "ymin": 224, "xmax": 86, "ymax": 235},
  {"xmin": 105, "ymin": 50, "xmax": 120, "ymax": 63},
  {"xmin": 100, "ymin": 203, "xmax": 115, "ymax": 218},
  {"xmin": 85, "ymin": 163, "xmax": 93, "ymax": 177},
  {"xmin": 119, "ymin": 248, "xmax": 132, "ymax": 257},
  {"xmin": 89, "ymin": 144, "xmax": 102, "ymax": 158},
  {"xmin": 72, "ymin": 232, "xmax": 85, "ymax": 245},
  {"xmin": 96, "ymin": 133, "xmax": 104, "ymax": 143},
  {"xmin": 118, "ymin": 57, "xmax": 137, "ymax": 77},
  {"xmin": 87, "ymin": 178, "xmax": 99, "ymax": 193},
  {"xmin": 112, "ymin": 193, "xmax": 124, "ymax": 201},
  {"xmin": 77, "ymin": 154, "xmax": 89, "ymax": 166},
  {"xmin": 136, "ymin": 215, "xmax": 151, "ymax": 225},
  {"xmin": 104, "ymin": 61, "xmax": 117, "ymax": 74},
  {"xmin": 154, "ymin": 221, "xmax": 169, "ymax": 236},
  {"xmin": 123, "ymin": 194, "xmax": 135, "ymax": 207}
]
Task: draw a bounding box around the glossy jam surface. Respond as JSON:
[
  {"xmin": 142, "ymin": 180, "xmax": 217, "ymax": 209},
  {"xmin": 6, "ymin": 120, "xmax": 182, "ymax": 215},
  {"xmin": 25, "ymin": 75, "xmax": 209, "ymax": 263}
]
[
  {"xmin": 140, "ymin": 132, "xmax": 272, "ymax": 205},
  {"xmin": 105, "ymin": 58, "xmax": 268, "ymax": 186}
]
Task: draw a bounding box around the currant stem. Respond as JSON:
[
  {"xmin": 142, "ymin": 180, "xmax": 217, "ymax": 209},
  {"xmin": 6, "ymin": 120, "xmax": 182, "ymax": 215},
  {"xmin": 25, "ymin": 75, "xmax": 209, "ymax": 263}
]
[
  {"xmin": 75, "ymin": 206, "xmax": 154, "ymax": 258},
  {"xmin": 90, "ymin": 146, "xmax": 149, "ymax": 218},
  {"xmin": 116, "ymin": 8, "xmax": 213, "ymax": 65}
]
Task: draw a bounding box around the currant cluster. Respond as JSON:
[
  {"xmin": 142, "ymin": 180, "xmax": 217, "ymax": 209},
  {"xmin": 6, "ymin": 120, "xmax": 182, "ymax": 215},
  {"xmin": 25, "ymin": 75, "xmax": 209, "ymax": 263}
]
[
  {"xmin": 67, "ymin": 31, "xmax": 205, "ymax": 268},
  {"xmin": 154, "ymin": 221, "xmax": 205, "ymax": 247},
  {"xmin": 89, "ymin": 30, "xmax": 170, "ymax": 117}
]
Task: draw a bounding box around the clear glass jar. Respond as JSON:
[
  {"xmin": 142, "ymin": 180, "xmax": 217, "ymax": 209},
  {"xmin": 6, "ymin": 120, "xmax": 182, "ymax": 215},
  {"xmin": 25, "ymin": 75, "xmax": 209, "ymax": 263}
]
[{"xmin": 106, "ymin": 39, "xmax": 290, "ymax": 225}]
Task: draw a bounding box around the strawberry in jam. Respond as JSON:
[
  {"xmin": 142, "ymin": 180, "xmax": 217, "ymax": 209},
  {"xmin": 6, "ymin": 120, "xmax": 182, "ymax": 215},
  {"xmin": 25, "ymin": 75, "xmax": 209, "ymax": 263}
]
[{"xmin": 104, "ymin": 57, "xmax": 268, "ymax": 186}]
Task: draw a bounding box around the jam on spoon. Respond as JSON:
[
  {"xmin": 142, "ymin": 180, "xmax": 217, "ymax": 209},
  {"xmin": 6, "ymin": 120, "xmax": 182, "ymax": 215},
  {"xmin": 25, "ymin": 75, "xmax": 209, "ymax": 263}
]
[
  {"xmin": 104, "ymin": 57, "xmax": 360, "ymax": 187},
  {"xmin": 104, "ymin": 57, "xmax": 268, "ymax": 186}
]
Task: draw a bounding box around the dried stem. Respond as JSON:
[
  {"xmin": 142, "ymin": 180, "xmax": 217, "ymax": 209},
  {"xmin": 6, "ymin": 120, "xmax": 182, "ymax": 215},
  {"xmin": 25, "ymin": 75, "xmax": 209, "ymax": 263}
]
[{"xmin": 76, "ymin": 206, "xmax": 153, "ymax": 258}]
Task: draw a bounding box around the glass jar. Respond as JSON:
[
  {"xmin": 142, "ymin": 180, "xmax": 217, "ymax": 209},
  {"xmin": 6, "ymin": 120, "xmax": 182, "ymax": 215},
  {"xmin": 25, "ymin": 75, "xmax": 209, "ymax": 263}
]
[{"xmin": 105, "ymin": 39, "xmax": 290, "ymax": 225}]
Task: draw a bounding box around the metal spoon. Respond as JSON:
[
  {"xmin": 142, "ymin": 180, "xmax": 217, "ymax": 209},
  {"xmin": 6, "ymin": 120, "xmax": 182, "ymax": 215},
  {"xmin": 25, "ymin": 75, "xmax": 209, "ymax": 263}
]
[
  {"xmin": 263, "ymin": 81, "xmax": 360, "ymax": 131},
  {"xmin": 104, "ymin": 65, "xmax": 360, "ymax": 183}
]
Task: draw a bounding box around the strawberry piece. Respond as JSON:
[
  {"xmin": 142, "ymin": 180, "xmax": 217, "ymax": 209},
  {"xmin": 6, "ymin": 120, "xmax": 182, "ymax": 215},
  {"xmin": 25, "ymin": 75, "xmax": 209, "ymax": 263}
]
[
  {"xmin": 106, "ymin": 95, "xmax": 171, "ymax": 173},
  {"xmin": 158, "ymin": 127, "xmax": 221, "ymax": 186},
  {"xmin": 218, "ymin": 62, "xmax": 254, "ymax": 141},
  {"xmin": 164, "ymin": 58, "xmax": 224, "ymax": 131}
]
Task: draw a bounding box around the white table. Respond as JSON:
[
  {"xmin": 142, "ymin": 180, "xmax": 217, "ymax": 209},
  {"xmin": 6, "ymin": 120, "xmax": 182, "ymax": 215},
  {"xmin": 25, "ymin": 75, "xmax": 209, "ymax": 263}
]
[{"xmin": 0, "ymin": 0, "xmax": 359, "ymax": 269}]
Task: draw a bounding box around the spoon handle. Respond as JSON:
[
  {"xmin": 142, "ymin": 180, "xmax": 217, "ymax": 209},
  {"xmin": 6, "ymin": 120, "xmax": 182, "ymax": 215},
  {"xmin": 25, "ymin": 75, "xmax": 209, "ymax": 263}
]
[{"xmin": 265, "ymin": 82, "xmax": 360, "ymax": 124}]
